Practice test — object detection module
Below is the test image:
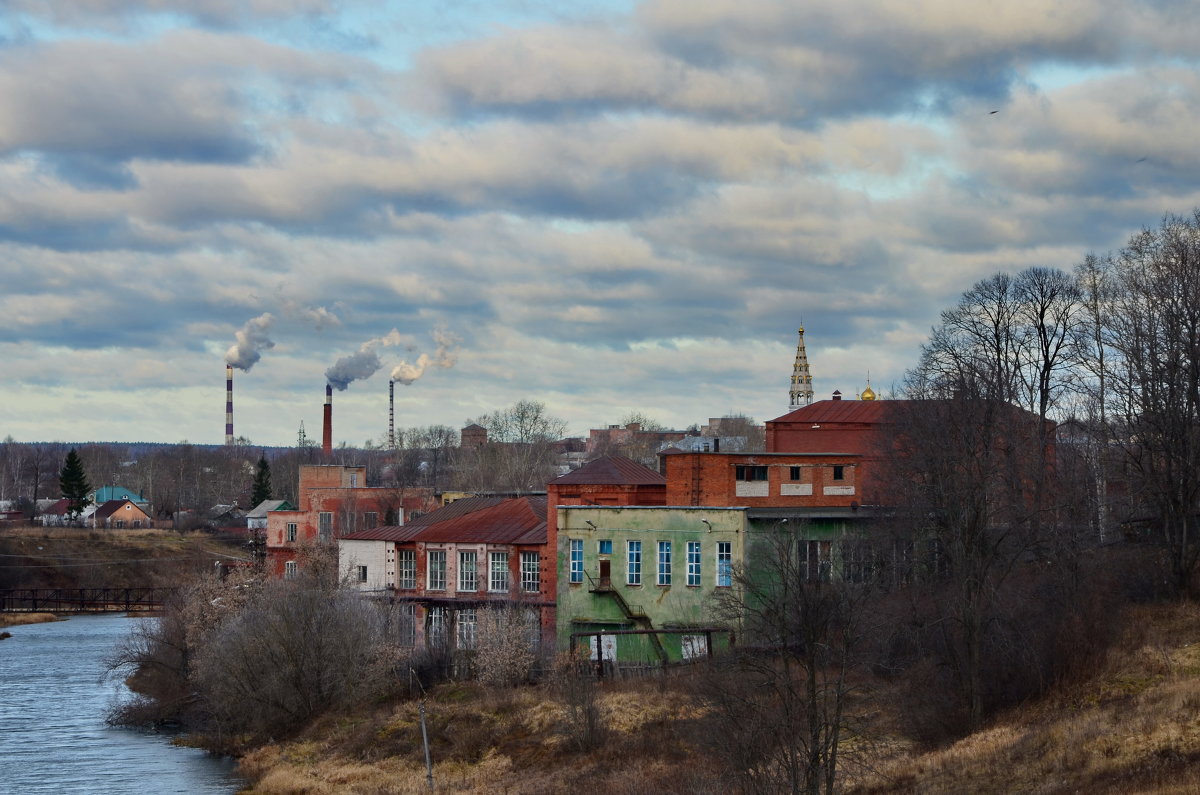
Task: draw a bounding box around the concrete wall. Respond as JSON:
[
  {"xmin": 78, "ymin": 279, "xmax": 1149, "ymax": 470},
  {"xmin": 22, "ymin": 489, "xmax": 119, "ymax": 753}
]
[{"xmin": 339, "ymin": 538, "xmax": 394, "ymax": 592}]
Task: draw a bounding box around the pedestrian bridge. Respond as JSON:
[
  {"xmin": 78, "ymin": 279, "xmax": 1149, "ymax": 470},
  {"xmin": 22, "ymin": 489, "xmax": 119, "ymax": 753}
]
[{"xmin": 0, "ymin": 587, "xmax": 173, "ymax": 613}]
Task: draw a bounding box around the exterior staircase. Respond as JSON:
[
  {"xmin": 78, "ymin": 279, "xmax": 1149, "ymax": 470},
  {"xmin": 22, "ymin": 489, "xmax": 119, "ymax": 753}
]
[{"xmin": 587, "ymin": 571, "xmax": 669, "ymax": 664}]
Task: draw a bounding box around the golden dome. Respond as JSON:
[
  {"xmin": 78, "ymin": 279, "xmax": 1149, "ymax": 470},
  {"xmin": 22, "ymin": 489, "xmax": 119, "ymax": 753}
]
[{"xmin": 861, "ymin": 382, "xmax": 876, "ymax": 401}]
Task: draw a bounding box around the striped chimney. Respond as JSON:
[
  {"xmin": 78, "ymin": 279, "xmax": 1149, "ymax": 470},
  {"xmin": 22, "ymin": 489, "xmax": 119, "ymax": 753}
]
[
  {"xmin": 225, "ymin": 365, "xmax": 234, "ymax": 445},
  {"xmin": 322, "ymin": 384, "xmax": 333, "ymax": 456},
  {"xmin": 388, "ymin": 379, "xmax": 395, "ymax": 449}
]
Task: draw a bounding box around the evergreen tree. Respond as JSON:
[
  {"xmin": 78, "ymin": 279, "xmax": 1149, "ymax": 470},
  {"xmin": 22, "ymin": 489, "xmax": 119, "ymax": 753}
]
[
  {"xmin": 251, "ymin": 454, "xmax": 273, "ymax": 507},
  {"xmin": 59, "ymin": 449, "xmax": 92, "ymax": 519}
]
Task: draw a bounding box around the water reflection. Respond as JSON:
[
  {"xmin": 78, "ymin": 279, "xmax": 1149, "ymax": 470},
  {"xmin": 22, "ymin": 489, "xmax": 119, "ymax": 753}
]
[{"xmin": 0, "ymin": 614, "xmax": 244, "ymax": 794}]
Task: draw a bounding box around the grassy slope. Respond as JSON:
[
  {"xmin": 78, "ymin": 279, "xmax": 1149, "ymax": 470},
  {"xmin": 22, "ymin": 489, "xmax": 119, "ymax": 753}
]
[
  {"xmin": 848, "ymin": 601, "xmax": 1200, "ymax": 795},
  {"xmin": 0, "ymin": 527, "xmax": 252, "ymax": 590},
  {"xmin": 235, "ymin": 602, "xmax": 1200, "ymax": 795}
]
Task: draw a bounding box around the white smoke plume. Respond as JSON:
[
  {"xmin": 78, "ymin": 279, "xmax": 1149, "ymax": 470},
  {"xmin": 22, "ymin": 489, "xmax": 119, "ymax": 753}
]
[
  {"xmin": 281, "ymin": 299, "xmax": 342, "ymax": 331},
  {"xmin": 300, "ymin": 305, "xmax": 341, "ymax": 330},
  {"xmin": 391, "ymin": 328, "xmax": 461, "ymax": 385},
  {"xmin": 224, "ymin": 313, "xmax": 275, "ymax": 371},
  {"xmin": 326, "ymin": 329, "xmax": 404, "ymax": 391}
]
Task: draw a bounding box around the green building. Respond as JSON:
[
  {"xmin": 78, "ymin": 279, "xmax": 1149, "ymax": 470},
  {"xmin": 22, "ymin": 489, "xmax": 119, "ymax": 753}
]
[
  {"xmin": 556, "ymin": 505, "xmax": 879, "ymax": 665},
  {"xmin": 556, "ymin": 505, "xmax": 747, "ymax": 664}
]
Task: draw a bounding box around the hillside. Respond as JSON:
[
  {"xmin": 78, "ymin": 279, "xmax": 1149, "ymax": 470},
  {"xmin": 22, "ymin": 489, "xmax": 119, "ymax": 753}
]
[
  {"xmin": 229, "ymin": 602, "xmax": 1200, "ymax": 794},
  {"xmin": 0, "ymin": 527, "xmax": 253, "ymax": 590}
]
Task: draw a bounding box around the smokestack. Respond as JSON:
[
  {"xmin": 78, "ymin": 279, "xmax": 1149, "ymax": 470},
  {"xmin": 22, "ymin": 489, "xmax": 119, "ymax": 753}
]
[
  {"xmin": 225, "ymin": 365, "xmax": 234, "ymax": 445},
  {"xmin": 389, "ymin": 379, "xmax": 395, "ymax": 449},
  {"xmin": 323, "ymin": 384, "xmax": 333, "ymax": 456}
]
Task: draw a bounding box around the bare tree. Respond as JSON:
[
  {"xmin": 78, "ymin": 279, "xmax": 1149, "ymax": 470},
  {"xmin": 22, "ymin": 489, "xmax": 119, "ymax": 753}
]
[
  {"xmin": 702, "ymin": 523, "xmax": 872, "ymax": 795},
  {"xmin": 472, "ymin": 606, "xmax": 540, "ymax": 688},
  {"xmin": 194, "ymin": 579, "xmax": 389, "ymax": 741},
  {"xmin": 1101, "ymin": 211, "xmax": 1200, "ymax": 594},
  {"xmin": 462, "ymin": 400, "xmax": 567, "ymax": 492}
]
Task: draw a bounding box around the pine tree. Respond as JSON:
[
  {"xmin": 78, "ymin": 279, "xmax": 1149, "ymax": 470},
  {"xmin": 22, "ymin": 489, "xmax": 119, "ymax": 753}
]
[
  {"xmin": 59, "ymin": 449, "xmax": 92, "ymax": 519},
  {"xmin": 251, "ymin": 454, "xmax": 273, "ymax": 507}
]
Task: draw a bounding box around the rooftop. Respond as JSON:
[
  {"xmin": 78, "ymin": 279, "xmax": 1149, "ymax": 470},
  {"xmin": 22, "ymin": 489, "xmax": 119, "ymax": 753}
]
[{"xmin": 549, "ymin": 455, "xmax": 666, "ymax": 486}]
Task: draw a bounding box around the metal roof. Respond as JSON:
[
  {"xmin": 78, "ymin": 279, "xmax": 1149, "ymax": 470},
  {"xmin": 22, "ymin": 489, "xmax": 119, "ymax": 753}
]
[
  {"xmin": 549, "ymin": 455, "xmax": 665, "ymax": 486},
  {"xmin": 341, "ymin": 495, "xmax": 547, "ymax": 545},
  {"xmin": 769, "ymin": 399, "xmax": 893, "ymax": 425}
]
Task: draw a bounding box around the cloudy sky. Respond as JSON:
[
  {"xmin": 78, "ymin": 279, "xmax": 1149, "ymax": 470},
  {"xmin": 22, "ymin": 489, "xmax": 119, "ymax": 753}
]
[{"xmin": 3, "ymin": 0, "xmax": 1199, "ymax": 445}]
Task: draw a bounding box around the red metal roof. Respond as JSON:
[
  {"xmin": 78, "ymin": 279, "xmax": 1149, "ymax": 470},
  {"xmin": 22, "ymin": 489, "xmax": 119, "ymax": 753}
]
[
  {"xmin": 341, "ymin": 496, "xmax": 547, "ymax": 545},
  {"xmin": 416, "ymin": 496, "xmax": 547, "ymax": 545},
  {"xmin": 769, "ymin": 399, "xmax": 893, "ymax": 425},
  {"xmin": 42, "ymin": 498, "xmax": 71, "ymax": 515},
  {"xmin": 340, "ymin": 524, "xmax": 426, "ymax": 542},
  {"xmin": 549, "ymin": 455, "xmax": 666, "ymax": 486}
]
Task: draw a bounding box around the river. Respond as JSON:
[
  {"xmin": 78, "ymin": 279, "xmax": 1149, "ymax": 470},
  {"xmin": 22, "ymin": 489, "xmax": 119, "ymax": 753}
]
[{"xmin": 0, "ymin": 614, "xmax": 245, "ymax": 794}]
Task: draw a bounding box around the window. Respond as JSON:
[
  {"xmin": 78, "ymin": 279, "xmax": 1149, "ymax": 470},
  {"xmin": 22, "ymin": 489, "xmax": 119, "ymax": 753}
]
[
  {"xmin": 627, "ymin": 541, "xmax": 642, "ymax": 585},
  {"xmin": 398, "ymin": 604, "xmax": 416, "ymax": 647},
  {"xmin": 802, "ymin": 540, "xmax": 832, "ymax": 582},
  {"xmin": 457, "ymin": 609, "xmax": 476, "ymax": 649},
  {"xmin": 521, "ymin": 551, "xmax": 540, "ymax": 592},
  {"xmin": 318, "ymin": 512, "xmax": 332, "ymax": 542},
  {"xmin": 286, "ymin": 522, "xmax": 297, "ymax": 542},
  {"xmin": 284, "ymin": 560, "xmax": 297, "ymax": 580},
  {"xmin": 398, "ymin": 549, "xmax": 416, "ymax": 589},
  {"xmin": 114, "ymin": 520, "xmax": 125, "ymax": 529},
  {"xmin": 356, "ymin": 565, "xmax": 368, "ymax": 583},
  {"xmin": 132, "ymin": 520, "xmax": 142, "ymax": 529},
  {"xmin": 735, "ymin": 465, "xmax": 768, "ymax": 481},
  {"xmin": 717, "ymin": 542, "xmax": 732, "ymax": 587},
  {"xmin": 687, "ymin": 541, "xmax": 701, "ymax": 586},
  {"xmin": 350, "ymin": 473, "xmax": 359, "ymax": 487},
  {"xmin": 832, "ymin": 465, "xmax": 845, "ymax": 481},
  {"xmin": 428, "ymin": 550, "xmax": 447, "ymax": 590},
  {"xmin": 682, "ymin": 635, "xmax": 707, "ymax": 661},
  {"xmin": 459, "ymin": 551, "xmax": 478, "ymax": 591},
  {"xmin": 657, "ymin": 541, "xmax": 672, "ymax": 586},
  {"xmin": 842, "ymin": 540, "xmax": 876, "ymax": 584},
  {"xmin": 427, "ymin": 607, "xmax": 446, "ymax": 646},
  {"xmin": 490, "ymin": 551, "xmax": 510, "ymax": 592},
  {"xmin": 364, "ymin": 511, "xmax": 378, "ymax": 529},
  {"xmin": 569, "ymin": 539, "xmax": 583, "ymax": 583},
  {"xmin": 598, "ymin": 539, "xmax": 612, "ymax": 555},
  {"xmin": 789, "ymin": 466, "xmax": 802, "ymax": 481}
]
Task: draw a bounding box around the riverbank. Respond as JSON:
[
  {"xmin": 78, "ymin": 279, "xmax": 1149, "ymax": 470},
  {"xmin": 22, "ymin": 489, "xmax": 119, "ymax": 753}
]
[
  {"xmin": 0, "ymin": 612, "xmax": 63, "ymax": 629},
  {"xmin": 230, "ymin": 602, "xmax": 1200, "ymax": 794}
]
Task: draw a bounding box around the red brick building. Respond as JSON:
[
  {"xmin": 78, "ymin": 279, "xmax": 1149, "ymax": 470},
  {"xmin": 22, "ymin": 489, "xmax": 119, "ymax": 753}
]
[
  {"xmin": 546, "ymin": 455, "xmax": 667, "ymax": 543},
  {"xmin": 266, "ymin": 465, "xmax": 437, "ymax": 579},
  {"xmin": 659, "ymin": 394, "xmax": 889, "ymax": 510},
  {"xmin": 338, "ymin": 495, "xmax": 553, "ymax": 650}
]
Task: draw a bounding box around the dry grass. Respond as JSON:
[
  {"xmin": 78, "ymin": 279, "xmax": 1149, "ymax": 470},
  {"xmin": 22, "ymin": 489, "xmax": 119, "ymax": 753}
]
[
  {"xmin": 848, "ymin": 602, "xmax": 1200, "ymax": 795},
  {"xmin": 0, "ymin": 529, "xmax": 248, "ymax": 590},
  {"xmin": 234, "ymin": 677, "xmax": 720, "ymax": 795},
  {"xmin": 0, "ymin": 612, "xmax": 63, "ymax": 628},
  {"xmin": 232, "ymin": 602, "xmax": 1200, "ymax": 795}
]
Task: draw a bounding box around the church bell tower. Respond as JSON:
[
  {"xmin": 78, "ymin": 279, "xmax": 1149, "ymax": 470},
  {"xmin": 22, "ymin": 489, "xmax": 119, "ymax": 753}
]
[{"xmin": 788, "ymin": 326, "xmax": 814, "ymax": 412}]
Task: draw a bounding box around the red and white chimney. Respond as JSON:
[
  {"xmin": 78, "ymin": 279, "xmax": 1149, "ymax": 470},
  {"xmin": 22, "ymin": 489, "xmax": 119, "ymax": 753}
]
[
  {"xmin": 388, "ymin": 379, "xmax": 395, "ymax": 449},
  {"xmin": 323, "ymin": 384, "xmax": 333, "ymax": 456},
  {"xmin": 225, "ymin": 365, "xmax": 234, "ymax": 445}
]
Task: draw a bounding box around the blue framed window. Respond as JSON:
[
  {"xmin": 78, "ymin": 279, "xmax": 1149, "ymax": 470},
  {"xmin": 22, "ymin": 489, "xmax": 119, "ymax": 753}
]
[
  {"xmin": 627, "ymin": 541, "xmax": 642, "ymax": 585},
  {"xmin": 717, "ymin": 542, "xmax": 732, "ymax": 587},
  {"xmin": 657, "ymin": 541, "xmax": 672, "ymax": 586},
  {"xmin": 598, "ymin": 539, "xmax": 613, "ymax": 555},
  {"xmin": 569, "ymin": 539, "xmax": 584, "ymax": 583},
  {"xmin": 687, "ymin": 541, "xmax": 701, "ymax": 586}
]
